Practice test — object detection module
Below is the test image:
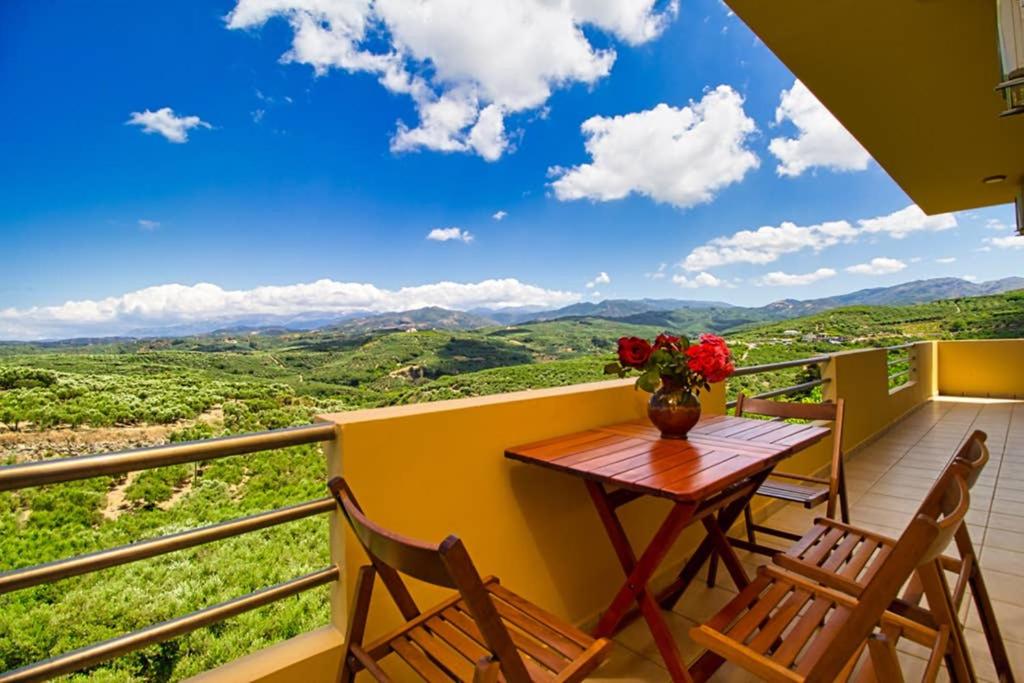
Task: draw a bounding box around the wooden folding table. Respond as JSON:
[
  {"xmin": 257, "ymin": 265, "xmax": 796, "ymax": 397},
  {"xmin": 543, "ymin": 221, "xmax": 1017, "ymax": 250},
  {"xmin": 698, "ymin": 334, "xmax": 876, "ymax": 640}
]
[{"xmin": 505, "ymin": 415, "xmax": 830, "ymax": 682}]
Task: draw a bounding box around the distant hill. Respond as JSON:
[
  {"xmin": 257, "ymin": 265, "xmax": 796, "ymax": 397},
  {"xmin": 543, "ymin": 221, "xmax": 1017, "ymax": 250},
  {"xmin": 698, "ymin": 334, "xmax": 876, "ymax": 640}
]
[
  {"xmin": 327, "ymin": 306, "xmax": 498, "ymax": 333},
  {"xmin": 5, "ymin": 277, "xmax": 1022, "ymax": 343},
  {"xmin": 519, "ymin": 298, "xmax": 733, "ymax": 323},
  {"xmin": 764, "ymin": 277, "xmax": 1024, "ymax": 316}
]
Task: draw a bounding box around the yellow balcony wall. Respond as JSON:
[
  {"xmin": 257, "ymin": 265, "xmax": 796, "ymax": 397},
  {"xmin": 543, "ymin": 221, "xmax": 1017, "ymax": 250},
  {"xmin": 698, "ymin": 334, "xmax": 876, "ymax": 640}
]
[
  {"xmin": 937, "ymin": 339, "xmax": 1024, "ymax": 399},
  {"xmin": 318, "ymin": 379, "xmax": 726, "ymax": 655}
]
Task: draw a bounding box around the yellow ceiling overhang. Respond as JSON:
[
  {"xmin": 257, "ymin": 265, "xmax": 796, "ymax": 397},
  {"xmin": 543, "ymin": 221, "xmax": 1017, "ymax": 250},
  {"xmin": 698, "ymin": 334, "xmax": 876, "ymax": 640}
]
[{"xmin": 725, "ymin": 0, "xmax": 1024, "ymax": 215}]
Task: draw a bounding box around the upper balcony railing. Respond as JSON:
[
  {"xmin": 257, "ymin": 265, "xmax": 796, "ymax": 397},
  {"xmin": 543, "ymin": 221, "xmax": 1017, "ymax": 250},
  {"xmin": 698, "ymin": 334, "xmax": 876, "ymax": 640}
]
[{"xmin": 0, "ymin": 424, "xmax": 339, "ymax": 683}]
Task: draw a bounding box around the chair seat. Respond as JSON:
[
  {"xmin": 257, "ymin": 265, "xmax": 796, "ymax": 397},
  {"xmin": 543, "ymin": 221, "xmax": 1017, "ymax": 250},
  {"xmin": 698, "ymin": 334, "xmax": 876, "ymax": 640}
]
[
  {"xmin": 757, "ymin": 480, "xmax": 830, "ymax": 508},
  {"xmin": 776, "ymin": 519, "xmax": 896, "ymax": 593},
  {"xmin": 690, "ymin": 566, "xmax": 946, "ymax": 682},
  {"xmin": 364, "ymin": 578, "xmax": 610, "ymax": 682}
]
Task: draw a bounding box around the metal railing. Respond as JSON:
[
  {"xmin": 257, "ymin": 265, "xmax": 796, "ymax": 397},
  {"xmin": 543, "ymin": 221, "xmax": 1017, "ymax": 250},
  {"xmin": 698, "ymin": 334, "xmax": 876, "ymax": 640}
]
[
  {"xmin": 0, "ymin": 422, "xmax": 338, "ymax": 683},
  {"xmin": 726, "ymin": 355, "xmax": 831, "ymax": 409},
  {"xmin": 886, "ymin": 342, "xmax": 918, "ymax": 390}
]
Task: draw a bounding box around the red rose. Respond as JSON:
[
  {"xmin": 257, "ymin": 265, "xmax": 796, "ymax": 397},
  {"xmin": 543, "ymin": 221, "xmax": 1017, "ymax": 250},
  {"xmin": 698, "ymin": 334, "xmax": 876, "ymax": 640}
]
[
  {"xmin": 686, "ymin": 335, "xmax": 734, "ymax": 383},
  {"xmin": 653, "ymin": 333, "xmax": 682, "ymax": 352},
  {"xmin": 617, "ymin": 336, "xmax": 653, "ymax": 368}
]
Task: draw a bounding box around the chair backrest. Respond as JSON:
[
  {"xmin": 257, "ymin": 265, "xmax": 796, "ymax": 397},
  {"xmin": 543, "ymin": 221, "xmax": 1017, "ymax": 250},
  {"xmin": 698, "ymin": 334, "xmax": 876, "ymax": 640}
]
[
  {"xmin": 804, "ymin": 465, "xmax": 971, "ymax": 682},
  {"xmin": 951, "ymin": 429, "xmax": 989, "ymax": 490},
  {"xmin": 735, "ymin": 394, "xmax": 846, "ymax": 497},
  {"xmin": 328, "ymin": 477, "xmax": 532, "ymax": 682}
]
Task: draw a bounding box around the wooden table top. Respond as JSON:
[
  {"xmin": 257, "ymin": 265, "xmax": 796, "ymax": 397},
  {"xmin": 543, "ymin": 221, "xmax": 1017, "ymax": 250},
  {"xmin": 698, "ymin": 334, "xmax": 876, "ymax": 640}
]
[{"xmin": 505, "ymin": 415, "xmax": 831, "ymax": 502}]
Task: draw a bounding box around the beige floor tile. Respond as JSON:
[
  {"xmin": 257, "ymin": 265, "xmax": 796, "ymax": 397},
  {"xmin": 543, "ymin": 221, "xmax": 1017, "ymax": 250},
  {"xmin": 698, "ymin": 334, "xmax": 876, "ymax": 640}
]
[
  {"xmin": 979, "ymin": 547, "xmax": 1024, "ymax": 578},
  {"xmin": 594, "ymin": 642, "xmax": 672, "ymax": 682},
  {"xmin": 986, "ymin": 512, "xmax": 1024, "ymax": 533},
  {"xmin": 965, "ymin": 599, "xmax": 1024, "ymax": 644},
  {"xmin": 963, "ymin": 627, "xmax": 1023, "ymax": 683},
  {"xmin": 990, "ymin": 497, "xmax": 1024, "ymax": 518},
  {"xmin": 612, "ymin": 608, "xmax": 704, "ymax": 665},
  {"xmin": 970, "ymin": 568, "xmax": 1024, "ymax": 607},
  {"xmin": 669, "ymin": 583, "xmax": 738, "ymax": 624},
  {"xmin": 856, "ymin": 492, "xmax": 922, "ymax": 514},
  {"xmin": 983, "ymin": 527, "xmax": 1024, "ymax": 552}
]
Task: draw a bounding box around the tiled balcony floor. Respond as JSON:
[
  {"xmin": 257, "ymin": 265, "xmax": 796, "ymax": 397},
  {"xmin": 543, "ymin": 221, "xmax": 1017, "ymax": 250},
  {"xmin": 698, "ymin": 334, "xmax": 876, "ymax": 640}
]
[{"xmin": 592, "ymin": 398, "xmax": 1024, "ymax": 682}]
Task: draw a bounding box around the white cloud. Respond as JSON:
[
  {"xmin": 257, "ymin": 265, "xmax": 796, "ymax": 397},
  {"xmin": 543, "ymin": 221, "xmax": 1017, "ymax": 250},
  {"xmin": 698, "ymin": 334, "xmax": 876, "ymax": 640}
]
[
  {"xmin": 0, "ymin": 278, "xmax": 579, "ymax": 341},
  {"xmin": 492, "ymin": 210, "xmax": 507, "ymax": 221},
  {"xmin": 845, "ymin": 257, "xmax": 907, "ymax": 275},
  {"xmin": 858, "ymin": 204, "xmax": 957, "ymax": 239},
  {"xmin": 227, "ymin": 0, "xmax": 675, "ymax": 160},
  {"xmin": 585, "ymin": 271, "xmax": 611, "ymax": 289},
  {"xmin": 672, "ymin": 271, "xmax": 725, "ymax": 288},
  {"xmin": 549, "ymin": 86, "xmax": 759, "ymax": 208},
  {"xmin": 962, "ymin": 275, "xmax": 979, "ymax": 282},
  {"xmin": 645, "ymin": 263, "xmax": 667, "ymax": 280},
  {"xmin": 681, "ymin": 220, "xmax": 857, "ymax": 271},
  {"xmin": 126, "ymin": 107, "xmax": 211, "ymax": 143},
  {"xmin": 768, "ymin": 80, "xmax": 870, "ymax": 177},
  {"xmin": 758, "ymin": 268, "xmax": 836, "ymax": 286},
  {"xmin": 987, "ymin": 234, "xmax": 1024, "ymax": 249},
  {"xmin": 138, "ymin": 219, "xmax": 160, "ymax": 231},
  {"xmin": 426, "ymin": 227, "xmax": 474, "ymax": 243},
  {"xmin": 680, "ymin": 204, "xmax": 957, "ymax": 272},
  {"xmin": 985, "ymin": 218, "xmax": 1010, "ymax": 231},
  {"xmin": 935, "ymin": 257, "xmax": 956, "ymax": 264}
]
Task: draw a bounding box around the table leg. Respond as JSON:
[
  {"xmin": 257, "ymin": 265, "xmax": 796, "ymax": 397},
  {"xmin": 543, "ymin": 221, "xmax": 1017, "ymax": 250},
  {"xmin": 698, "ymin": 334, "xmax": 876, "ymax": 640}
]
[
  {"xmin": 658, "ymin": 471, "xmax": 771, "ymax": 610},
  {"xmin": 585, "ymin": 481, "xmax": 696, "ymax": 682}
]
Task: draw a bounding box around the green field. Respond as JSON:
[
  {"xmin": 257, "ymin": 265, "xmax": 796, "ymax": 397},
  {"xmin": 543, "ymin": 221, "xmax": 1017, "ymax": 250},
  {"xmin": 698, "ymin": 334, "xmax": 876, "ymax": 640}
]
[{"xmin": 2, "ymin": 290, "xmax": 1022, "ymax": 680}]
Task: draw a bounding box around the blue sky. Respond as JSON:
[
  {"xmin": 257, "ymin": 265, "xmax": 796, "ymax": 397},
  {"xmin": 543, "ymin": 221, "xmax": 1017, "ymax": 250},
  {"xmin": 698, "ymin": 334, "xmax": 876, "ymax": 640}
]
[{"xmin": 0, "ymin": 0, "xmax": 1019, "ymax": 339}]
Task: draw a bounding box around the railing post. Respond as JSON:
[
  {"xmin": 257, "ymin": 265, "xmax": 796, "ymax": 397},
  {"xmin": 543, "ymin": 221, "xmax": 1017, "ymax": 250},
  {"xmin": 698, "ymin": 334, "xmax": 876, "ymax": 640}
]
[{"xmin": 320, "ymin": 420, "xmax": 348, "ymax": 635}]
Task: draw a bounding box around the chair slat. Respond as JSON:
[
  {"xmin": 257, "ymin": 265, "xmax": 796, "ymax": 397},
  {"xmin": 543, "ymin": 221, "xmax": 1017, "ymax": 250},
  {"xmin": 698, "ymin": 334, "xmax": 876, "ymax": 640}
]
[
  {"xmin": 408, "ymin": 626, "xmax": 477, "ymax": 681},
  {"xmin": 392, "ymin": 637, "xmax": 453, "ymax": 683}
]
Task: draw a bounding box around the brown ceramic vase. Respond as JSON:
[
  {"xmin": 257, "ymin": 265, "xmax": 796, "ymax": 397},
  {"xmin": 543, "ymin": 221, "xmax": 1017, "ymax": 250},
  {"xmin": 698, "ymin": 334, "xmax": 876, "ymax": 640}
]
[{"xmin": 647, "ymin": 379, "xmax": 701, "ymax": 439}]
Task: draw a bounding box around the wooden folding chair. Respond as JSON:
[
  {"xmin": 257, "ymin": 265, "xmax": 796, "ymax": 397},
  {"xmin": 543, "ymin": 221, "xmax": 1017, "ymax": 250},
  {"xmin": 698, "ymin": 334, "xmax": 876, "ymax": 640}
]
[
  {"xmin": 689, "ymin": 462, "xmax": 972, "ymax": 683},
  {"xmin": 327, "ymin": 477, "xmax": 613, "ymax": 682},
  {"xmin": 708, "ymin": 395, "xmax": 846, "ymax": 586},
  {"xmin": 775, "ymin": 430, "xmax": 1014, "ymax": 682}
]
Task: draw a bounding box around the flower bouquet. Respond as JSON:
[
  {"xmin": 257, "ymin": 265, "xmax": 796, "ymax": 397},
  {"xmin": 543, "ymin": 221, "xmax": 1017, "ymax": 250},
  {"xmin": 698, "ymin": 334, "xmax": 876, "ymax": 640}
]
[{"xmin": 604, "ymin": 333, "xmax": 735, "ymax": 438}]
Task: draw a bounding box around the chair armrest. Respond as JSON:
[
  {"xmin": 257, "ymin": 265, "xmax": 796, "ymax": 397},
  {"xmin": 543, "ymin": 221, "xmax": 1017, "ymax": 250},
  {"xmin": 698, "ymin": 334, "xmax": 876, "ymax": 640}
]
[
  {"xmin": 773, "ymin": 554, "xmax": 865, "ymax": 597},
  {"xmin": 689, "ymin": 625, "xmax": 803, "ymax": 682}
]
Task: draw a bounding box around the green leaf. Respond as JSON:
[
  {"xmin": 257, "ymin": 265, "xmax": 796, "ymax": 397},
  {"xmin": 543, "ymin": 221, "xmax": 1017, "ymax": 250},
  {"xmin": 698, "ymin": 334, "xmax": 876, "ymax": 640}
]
[
  {"xmin": 603, "ymin": 362, "xmax": 623, "ymax": 375},
  {"xmin": 636, "ymin": 370, "xmax": 661, "ymax": 393}
]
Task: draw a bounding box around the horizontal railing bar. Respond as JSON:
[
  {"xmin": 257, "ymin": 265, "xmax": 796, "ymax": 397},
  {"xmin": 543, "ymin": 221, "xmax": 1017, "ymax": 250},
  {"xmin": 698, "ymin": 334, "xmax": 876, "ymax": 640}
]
[
  {"xmin": 887, "ymin": 356, "xmax": 910, "ymax": 366},
  {"xmin": 726, "ymin": 378, "xmax": 830, "ymax": 409},
  {"xmin": 885, "ymin": 342, "xmax": 918, "ymax": 351},
  {"xmin": 0, "ymin": 497, "xmax": 335, "ymax": 596},
  {"xmin": 0, "ymin": 423, "xmax": 337, "ymax": 492},
  {"xmin": 0, "ymin": 566, "xmax": 339, "ymax": 683},
  {"xmin": 731, "ymin": 356, "xmax": 830, "ymax": 377},
  {"xmin": 888, "ymin": 368, "xmax": 911, "ymax": 379}
]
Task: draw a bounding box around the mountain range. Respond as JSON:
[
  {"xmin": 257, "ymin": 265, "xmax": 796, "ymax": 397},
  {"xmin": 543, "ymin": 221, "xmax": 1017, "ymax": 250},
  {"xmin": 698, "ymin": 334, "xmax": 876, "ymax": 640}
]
[{"xmin": 11, "ymin": 276, "xmax": 1024, "ymax": 343}]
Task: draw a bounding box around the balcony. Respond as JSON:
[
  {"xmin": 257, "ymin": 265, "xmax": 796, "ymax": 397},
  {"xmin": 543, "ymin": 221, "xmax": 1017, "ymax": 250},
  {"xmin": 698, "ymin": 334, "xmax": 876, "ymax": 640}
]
[{"xmin": 1, "ymin": 339, "xmax": 1021, "ymax": 682}]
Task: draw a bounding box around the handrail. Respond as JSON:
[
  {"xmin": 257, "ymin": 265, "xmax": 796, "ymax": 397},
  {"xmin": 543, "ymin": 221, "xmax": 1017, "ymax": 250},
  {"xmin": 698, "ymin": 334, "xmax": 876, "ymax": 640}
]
[
  {"xmin": 731, "ymin": 355, "xmax": 830, "ymax": 377},
  {"xmin": 726, "ymin": 378, "xmax": 830, "ymax": 409},
  {"xmin": 0, "ymin": 497, "xmax": 335, "ymax": 595},
  {"xmin": 885, "ymin": 342, "xmax": 918, "ymax": 351},
  {"xmin": 0, "ymin": 422, "xmax": 341, "ymax": 682},
  {"xmin": 0, "ymin": 422, "xmax": 337, "ymax": 491},
  {"xmin": 0, "ymin": 567, "xmax": 340, "ymax": 683}
]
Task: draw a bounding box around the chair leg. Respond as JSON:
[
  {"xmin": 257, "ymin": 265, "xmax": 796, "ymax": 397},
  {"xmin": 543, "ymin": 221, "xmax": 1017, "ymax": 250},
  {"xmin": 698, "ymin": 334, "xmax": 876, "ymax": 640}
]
[
  {"xmin": 867, "ymin": 632, "xmax": 906, "ymax": 683},
  {"xmin": 918, "ymin": 560, "xmax": 976, "ymax": 683},
  {"xmin": 706, "ymin": 550, "xmax": 718, "ymax": 588},
  {"xmin": 473, "ymin": 657, "xmax": 501, "ymax": 683},
  {"xmin": 838, "ymin": 463, "xmax": 850, "ymax": 524},
  {"xmin": 340, "ymin": 565, "xmax": 376, "ymax": 683},
  {"xmin": 744, "ymin": 504, "xmax": 756, "ymax": 544},
  {"xmin": 967, "ymin": 561, "xmax": 1015, "ymax": 682}
]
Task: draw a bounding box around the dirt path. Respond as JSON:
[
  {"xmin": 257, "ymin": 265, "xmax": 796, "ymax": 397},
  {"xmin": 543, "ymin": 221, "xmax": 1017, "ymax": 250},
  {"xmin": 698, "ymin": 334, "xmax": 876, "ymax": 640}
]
[
  {"xmin": 1, "ymin": 407, "xmax": 224, "ymax": 464},
  {"xmin": 102, "ymin": 472, "xmax": 141, "ymax": 521}
]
